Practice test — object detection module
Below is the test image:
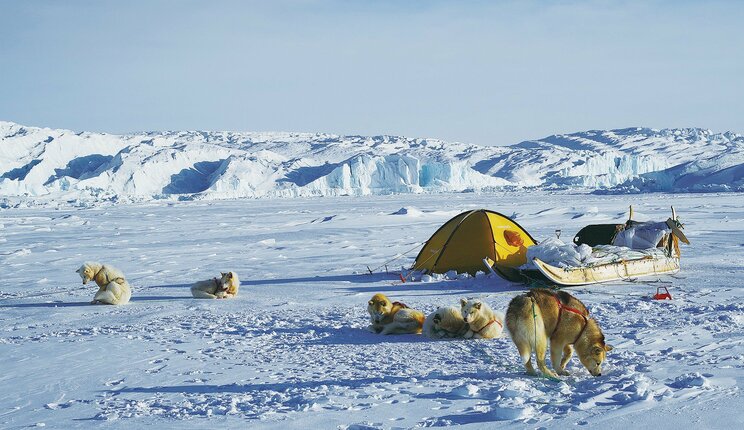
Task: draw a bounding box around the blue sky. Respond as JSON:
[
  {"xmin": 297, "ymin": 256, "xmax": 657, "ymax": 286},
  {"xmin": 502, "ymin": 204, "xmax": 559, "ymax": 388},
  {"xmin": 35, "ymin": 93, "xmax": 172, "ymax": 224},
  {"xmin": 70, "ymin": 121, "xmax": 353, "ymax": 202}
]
[{"xmin": 1, "ymin": 0, "xmax": 742, "ymax": 145}]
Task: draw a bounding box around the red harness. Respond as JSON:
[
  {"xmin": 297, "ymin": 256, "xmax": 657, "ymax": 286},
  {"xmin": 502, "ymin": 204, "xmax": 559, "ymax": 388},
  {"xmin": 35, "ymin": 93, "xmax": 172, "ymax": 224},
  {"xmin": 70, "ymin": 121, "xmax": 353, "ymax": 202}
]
[
  {"xmin": 551, "ymin": 295, "xmax": 589, "ymax": 344},
  {"xmin": 475, "ymin": 318, "xmax": 503, "ymax": 334}
]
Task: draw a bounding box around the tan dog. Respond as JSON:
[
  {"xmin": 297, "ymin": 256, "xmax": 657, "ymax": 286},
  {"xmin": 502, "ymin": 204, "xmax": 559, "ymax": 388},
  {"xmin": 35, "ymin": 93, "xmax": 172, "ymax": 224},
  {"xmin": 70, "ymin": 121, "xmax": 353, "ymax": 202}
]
[
  {"xmin": 423, "ymin": 306, "xmax": 468, "ymax": 339},
  {"xmin": 191, "ymin": 272, "xmax": 240, "ymax": 299},
  {"xmin": 367, "ymin": 293, "xmax": 425, "ymax": 335},
  {"xmin": 460, "ymin": 298, "xmax": 504, "ymax": 339},
  {"xmin": 506, "ymin": 289, "xmax": 613, "ymax": 378},
  {"xmin": 76, "ymin": 262, "xmax": 131, "ymax": 305}
]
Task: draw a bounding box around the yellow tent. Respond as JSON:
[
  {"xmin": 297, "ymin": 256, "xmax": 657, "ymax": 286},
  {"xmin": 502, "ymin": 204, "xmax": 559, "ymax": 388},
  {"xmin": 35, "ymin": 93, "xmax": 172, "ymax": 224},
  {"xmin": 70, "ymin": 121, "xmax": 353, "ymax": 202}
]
[{"xmin": 412, "ymin": 209, "xmax": 536, "ymax": 275}]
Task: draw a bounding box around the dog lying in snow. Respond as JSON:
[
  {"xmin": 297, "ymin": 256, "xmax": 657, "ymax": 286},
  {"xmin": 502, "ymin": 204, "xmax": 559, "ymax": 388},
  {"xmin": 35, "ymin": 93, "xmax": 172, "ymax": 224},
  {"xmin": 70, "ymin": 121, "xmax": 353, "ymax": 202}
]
[
  {"xmin": 423, "ymin": 306, "xmax": 468, "ymax": 339},
  {"xmin": 76, "ymin": 262, "xmax": 131, "ymax": 305},
  {"xmin": 191, "ymin": 272, "xmax": 240, "ymax": 299},
  {"xmin": 506, "ymin": 288, "xmax": 612, "ymax": 378},
  {"xmin": 460, "ymin": 298, "xmax": 504, "ymax": 339},
  {"xmin": 367, "ymin": 293, "xmax": 425, "ymax": 335}
]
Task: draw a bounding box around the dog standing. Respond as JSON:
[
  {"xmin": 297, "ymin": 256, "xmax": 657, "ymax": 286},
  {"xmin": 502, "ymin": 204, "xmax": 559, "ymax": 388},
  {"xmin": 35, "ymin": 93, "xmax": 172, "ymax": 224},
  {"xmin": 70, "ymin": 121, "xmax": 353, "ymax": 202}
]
[
  {"xmin": 367, "ymin": 293, "xmax": 425, "ymax": 335},
  {"xmin": 506, "ymin": 289, "xmax": 613, "ymax": 378},
  {"xmin": 460, "ymin": 298, "xmax": 504, "ymax": 339},
  {"xmin": 423, "ymin": 306, "xmax": 468, "ymax": 339},
  {"xmin": 76, "ymin": 262, "xmax": 132, "ymax": 305},
  {"xmin": 191, "ymin": 272, "xmax": 240, "ymax": 299}
]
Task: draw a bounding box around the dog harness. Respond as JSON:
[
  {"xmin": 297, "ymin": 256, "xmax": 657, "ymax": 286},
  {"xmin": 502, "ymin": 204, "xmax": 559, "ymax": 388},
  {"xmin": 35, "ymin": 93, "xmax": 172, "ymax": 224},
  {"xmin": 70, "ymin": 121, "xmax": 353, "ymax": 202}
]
[
  {"xmin": 551, "ymin": 294, "xmax": 589, "ymax": 345},
  {"xmin": 94, "ymin": 266, "xmax": 125, "ymax": 286},
  {"xmin": 474, "ymin": 317, "xmax": 502, "ymax": 335},
  {"xmin": 392, "ymin": 301, "xmax": 409, "ymax": 309}
]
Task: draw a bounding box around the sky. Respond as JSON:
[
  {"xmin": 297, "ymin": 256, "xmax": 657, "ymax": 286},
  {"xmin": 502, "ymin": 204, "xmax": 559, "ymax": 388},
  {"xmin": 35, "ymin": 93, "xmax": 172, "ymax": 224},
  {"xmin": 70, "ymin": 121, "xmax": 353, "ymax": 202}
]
[{"xmin": 1, "ymin": 0, "xmax": 743, "ymax": 146}]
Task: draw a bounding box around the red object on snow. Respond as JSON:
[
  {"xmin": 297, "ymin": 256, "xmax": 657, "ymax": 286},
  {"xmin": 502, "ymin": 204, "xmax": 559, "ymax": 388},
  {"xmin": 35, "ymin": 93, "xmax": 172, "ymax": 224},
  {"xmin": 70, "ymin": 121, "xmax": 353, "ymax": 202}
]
[
  {"xmin": 653, "ymin": 286, "xmax": 672, "ymax": 300},
  {"xmin": 399, "ymin": 273, "xmax": 406, "ymax": 283}
]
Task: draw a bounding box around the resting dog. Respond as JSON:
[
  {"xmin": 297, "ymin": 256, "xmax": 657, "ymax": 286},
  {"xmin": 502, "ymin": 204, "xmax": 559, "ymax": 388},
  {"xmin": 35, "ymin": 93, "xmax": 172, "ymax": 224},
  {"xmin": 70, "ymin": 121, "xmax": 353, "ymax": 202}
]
[
  {"xmin": 367, "ymin": 293, "xmax": 425, "ymax": 335},
  {"xmin": 460, "ymin": 298, "xmax": 504, "ymax": 339},
  {"xmin": 76, "ymin": 262, "xmax": 131, "ymax": 305},
  {"xmin": 506, "ymin": 289, "xmax": 613, "ymax": 378},
  {"xmin": 191, "ymin": 272, "xmax": 240, "ymax": 299},
  {"xmin": 423, "ymin": 306, "xmax": 468, "ymax": 339}
]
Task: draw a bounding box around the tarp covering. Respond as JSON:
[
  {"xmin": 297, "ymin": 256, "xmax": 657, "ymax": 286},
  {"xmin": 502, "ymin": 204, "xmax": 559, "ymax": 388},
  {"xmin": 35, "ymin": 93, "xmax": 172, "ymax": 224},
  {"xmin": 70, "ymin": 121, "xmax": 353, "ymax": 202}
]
[
  {"xmin": 413, "ymin": 209, "xmax": 536, "ymax": 275},
  {"xmin": 612, "ymin": 221, "xmax": 671, "ymax": 250},
  {"xmin": 521, "ymin": 238, "xmax": 668, "ymax": 270}
]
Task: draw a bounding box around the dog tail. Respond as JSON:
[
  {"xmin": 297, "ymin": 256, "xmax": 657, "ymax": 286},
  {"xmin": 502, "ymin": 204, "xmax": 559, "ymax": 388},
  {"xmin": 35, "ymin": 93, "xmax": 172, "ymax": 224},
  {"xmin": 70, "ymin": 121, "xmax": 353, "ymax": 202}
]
[{"xmin": 506, "ymin": 294, "xmax": 545, "ymax": 347}]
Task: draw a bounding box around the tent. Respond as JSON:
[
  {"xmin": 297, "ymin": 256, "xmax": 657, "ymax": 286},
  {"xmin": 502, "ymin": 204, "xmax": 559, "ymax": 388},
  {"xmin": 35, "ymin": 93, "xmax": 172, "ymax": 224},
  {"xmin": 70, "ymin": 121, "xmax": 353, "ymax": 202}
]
[{"xmin": 412, "ymin": 209, "xmax": 536, "ymax": 275}]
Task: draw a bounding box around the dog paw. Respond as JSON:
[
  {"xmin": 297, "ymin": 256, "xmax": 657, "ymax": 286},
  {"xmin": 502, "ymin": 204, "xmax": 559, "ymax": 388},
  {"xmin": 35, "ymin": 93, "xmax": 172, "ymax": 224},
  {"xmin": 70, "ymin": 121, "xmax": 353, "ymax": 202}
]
[{"xmin": 543, "ymin": 370, "xmax": 560, "ymax": 379}]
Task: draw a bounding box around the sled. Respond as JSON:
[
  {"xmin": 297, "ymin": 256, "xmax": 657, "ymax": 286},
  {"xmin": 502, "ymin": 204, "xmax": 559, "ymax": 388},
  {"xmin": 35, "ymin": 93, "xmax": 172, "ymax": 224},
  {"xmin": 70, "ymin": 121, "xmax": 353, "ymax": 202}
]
[
  {"xmin": 517, "ymin": 206, "xmax": 689, "ymax": 287},
  {"xmin": 531, "ymin": 255, "xmax": 681, "ymax": 286}
]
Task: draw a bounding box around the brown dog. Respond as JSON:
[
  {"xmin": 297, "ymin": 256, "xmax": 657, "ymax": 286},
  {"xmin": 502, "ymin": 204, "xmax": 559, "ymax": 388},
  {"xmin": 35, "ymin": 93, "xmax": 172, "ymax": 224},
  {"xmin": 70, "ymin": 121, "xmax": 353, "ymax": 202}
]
[
  {"xmin": 506, "ymin": 289, "xmax": 612, "ymax": 378},
  {"xmin": 367, "ymin": 293, "xmax": 425, "ymax": 335}
]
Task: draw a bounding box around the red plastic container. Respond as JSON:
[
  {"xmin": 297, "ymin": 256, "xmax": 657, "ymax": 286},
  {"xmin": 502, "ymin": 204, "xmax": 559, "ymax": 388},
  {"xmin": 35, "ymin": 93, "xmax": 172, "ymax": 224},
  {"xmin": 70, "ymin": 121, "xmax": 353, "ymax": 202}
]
[{"xmin": 653, "ymin": 286, "xmax": 672, "ymax": 300}]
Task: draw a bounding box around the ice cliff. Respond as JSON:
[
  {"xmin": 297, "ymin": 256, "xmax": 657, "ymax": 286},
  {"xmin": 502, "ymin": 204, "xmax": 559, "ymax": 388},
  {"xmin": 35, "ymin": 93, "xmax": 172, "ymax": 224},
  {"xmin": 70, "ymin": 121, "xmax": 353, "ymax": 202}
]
[{"xmin": 1, "ymin": 121, "xmax": 741, "ymax": 206}]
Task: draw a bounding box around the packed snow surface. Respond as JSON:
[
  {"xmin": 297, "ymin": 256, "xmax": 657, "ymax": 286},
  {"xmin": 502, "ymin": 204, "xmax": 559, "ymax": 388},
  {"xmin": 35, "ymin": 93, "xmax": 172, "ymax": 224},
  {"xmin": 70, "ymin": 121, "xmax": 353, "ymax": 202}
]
[
  {"xmin": 1, "ymin": 191, "xmax": 742, "ymax": 429},
  {"xmin": 2, "ymin": 121, "xmax": 743, "ymax": 207}
]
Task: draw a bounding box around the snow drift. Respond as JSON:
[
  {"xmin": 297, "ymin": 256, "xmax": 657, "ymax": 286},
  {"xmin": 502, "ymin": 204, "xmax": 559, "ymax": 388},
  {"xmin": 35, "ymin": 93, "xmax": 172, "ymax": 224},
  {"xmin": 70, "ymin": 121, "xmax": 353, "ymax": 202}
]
[{"xmin": 1, "ymin": 121, "xmax": 742, "ymax": 206}]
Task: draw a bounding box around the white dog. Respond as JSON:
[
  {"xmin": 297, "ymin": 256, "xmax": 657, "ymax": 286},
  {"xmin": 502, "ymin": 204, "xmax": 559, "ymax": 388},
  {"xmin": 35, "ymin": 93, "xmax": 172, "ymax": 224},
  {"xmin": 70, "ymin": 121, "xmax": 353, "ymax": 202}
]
[
  {"xmin": 423, "ymin": 306, "xmax": 468, "ymax": 339},
  {"xmin": 460, "ymin": 298, "xmax": 504, "ymax": 339},
  {"xmin": 191, "ymin": 272, "xmax": 240, "ymax": 299},
  {"xmin": 76, "ymin": 262, "xmax": 132, "ymax": 305}
]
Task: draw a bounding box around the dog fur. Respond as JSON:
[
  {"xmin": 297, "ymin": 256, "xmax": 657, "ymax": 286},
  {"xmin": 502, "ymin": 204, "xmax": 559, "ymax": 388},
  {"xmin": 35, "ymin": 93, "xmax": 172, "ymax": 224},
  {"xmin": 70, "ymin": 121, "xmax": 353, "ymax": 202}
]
[
  {"xmin": 506, "ymin": 288, "xmax": 613, "ymax": 378},
  {"xmin": 76, "ymin": 261, "xmax": 131, "ymax": 305},
  {"xmin": 423, "ymin": 306, "xmax": 468, "ymax": 339},
  {"xmin": 460, "ymin": 298, "xmax": 505, "ymax": 339},
  {"xmin": 367, "ymin": 293, "xmax": 425, "ymax": 335},
  {"xmin": 191, "ymin": 272, "xmax": 240, "ymax": 299}
]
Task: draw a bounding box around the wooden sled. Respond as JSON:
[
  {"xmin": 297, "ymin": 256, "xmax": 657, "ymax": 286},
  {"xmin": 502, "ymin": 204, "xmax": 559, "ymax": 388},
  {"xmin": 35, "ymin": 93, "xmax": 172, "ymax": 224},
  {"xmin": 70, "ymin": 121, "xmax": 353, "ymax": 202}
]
[
  {"xmin": 523, "ymin": 206, "xmax": 688, "ymax": 287},
  {"xmin": 531, "ymin": 255, "xmax": 681, "ymax": 287}
]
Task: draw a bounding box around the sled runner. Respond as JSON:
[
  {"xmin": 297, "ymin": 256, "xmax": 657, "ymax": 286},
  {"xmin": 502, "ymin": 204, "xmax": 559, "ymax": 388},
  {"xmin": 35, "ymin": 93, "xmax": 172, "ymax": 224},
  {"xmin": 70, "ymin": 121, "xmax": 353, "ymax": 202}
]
[{"xmin": 532, "ymin": 254, "xmax": 681, "ymax": 286}]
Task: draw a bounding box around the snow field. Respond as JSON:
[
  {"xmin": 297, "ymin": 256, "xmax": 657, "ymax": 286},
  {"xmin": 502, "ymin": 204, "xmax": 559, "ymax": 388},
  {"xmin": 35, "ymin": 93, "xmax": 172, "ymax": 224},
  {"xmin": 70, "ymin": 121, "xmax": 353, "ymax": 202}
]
[{"xmin": 0, "ymin": 191, "xmax": 742, "ymax": 428}]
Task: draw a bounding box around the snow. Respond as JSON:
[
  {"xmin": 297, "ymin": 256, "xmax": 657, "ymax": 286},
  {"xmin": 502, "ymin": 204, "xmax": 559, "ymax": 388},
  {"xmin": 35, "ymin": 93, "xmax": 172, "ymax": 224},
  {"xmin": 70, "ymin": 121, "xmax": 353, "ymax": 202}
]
[
  {"xmin": 1, "ymin": 191, "xmax": 742, "ymax": 428},
  {"xmin": 2, "ymin": 121, "xmax": 743, "ymax": 208}
]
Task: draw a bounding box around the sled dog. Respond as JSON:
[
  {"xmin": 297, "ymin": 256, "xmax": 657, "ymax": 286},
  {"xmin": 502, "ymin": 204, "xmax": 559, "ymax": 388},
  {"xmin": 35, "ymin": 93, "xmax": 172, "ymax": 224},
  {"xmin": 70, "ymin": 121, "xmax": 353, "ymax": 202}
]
[
  {"xmin": 367, "ymin": 293, "xmax": 425, "ymax": 335},
  {"xmin": 191, "ymin": 272, "xmax": 240, "ymax": 299},
  {"xmin": 423, "ymin": 306, "xmax": 468, "ymax": 339},
  {"xmin": 460, "ymin": 298, "xmax": 504, "ymax": 339},
  {"xmin": 506, "ymin": 289, "xmax": 613, "ymax": 378},
  {"xmin": 76, "ymin": 262, "xmax": 131, "ymax": 305}
]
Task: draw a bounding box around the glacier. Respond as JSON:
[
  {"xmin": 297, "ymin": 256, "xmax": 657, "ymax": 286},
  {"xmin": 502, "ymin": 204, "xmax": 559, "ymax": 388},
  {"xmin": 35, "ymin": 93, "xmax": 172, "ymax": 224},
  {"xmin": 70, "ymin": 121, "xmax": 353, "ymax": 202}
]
[{"xmin": 1, "ymin": 121, "xmax": 742, "ymax": 206}]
